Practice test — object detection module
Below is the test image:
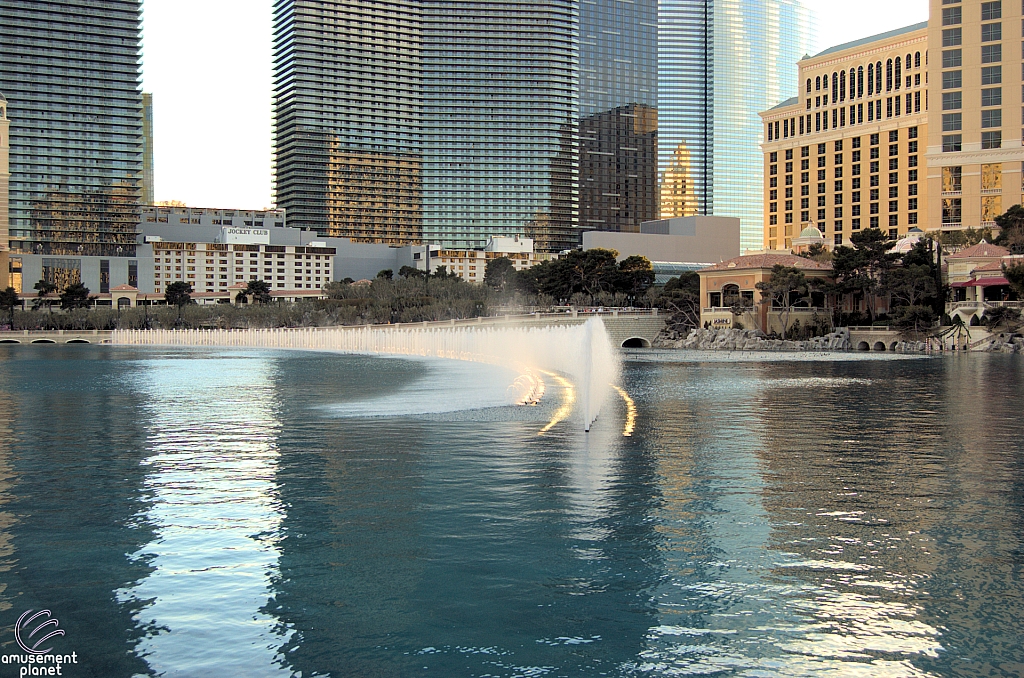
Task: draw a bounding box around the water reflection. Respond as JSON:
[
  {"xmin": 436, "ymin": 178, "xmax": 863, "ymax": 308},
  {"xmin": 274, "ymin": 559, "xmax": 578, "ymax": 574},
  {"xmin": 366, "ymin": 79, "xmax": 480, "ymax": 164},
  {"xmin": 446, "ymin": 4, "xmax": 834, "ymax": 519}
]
[
  {"xmin": 0, "ymin": 346, "xmax": 155, "ymax": 676},
  {"xmin": 0, "ymin": 347, "xmax": 1020, "ymax": 677},
  {"xmin": 121, "ymin": 352, "xmax": 291, "ymax": 676}
]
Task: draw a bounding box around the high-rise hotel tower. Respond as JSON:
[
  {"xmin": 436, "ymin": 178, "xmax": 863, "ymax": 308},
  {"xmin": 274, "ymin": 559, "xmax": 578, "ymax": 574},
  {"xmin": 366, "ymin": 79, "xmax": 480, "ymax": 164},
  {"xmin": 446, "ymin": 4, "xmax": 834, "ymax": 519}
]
[
  {"xmin": 0, "ymin": 0, "xmax": 144, "ymax": 259},
  {"xmin": 273, "ymin": 0, "xmax": 579, "ymax": 252}
]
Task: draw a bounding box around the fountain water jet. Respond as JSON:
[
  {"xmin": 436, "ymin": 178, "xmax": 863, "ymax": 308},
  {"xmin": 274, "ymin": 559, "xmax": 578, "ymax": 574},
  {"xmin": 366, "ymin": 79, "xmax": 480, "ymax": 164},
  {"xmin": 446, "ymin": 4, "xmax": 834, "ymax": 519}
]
[{"xmin": 112, "ymin": 319, "xmax": 619, "ymax": 432}]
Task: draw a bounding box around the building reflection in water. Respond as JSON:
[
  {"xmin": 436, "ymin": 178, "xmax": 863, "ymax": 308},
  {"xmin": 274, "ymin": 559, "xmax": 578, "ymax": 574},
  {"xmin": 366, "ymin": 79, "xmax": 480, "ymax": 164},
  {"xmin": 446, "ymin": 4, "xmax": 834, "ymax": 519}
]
[
  {"xmin": 0, "ymin": 347, "xmax": 155, "ymax": 676},
  {"xmin": 120, "ymin": 353, "xmax": 291, "ymax": 676}
]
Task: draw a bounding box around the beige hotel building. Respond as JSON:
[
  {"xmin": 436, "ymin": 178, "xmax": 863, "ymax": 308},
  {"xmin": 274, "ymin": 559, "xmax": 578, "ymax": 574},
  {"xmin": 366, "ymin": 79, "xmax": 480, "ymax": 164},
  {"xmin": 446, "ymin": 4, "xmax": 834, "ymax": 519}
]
[
  {"xmin": 760, "ymin": 23, "xmax": 929, "ymax": 250},
  {"xmin": 762, "ymin": 0, "xmax": 1024, "ymax": 250}
]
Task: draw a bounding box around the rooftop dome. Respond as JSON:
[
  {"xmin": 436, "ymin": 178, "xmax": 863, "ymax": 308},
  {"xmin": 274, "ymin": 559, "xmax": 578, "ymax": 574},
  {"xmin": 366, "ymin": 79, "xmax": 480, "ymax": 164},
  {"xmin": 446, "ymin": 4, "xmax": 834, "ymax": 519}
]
[
  {"xmin": 892, "ymin": 230, "xmax": 924, "ymax": 254},
  {"xmin": 798, "ymin": 225, "xmax": 824, "ymax": 239}
]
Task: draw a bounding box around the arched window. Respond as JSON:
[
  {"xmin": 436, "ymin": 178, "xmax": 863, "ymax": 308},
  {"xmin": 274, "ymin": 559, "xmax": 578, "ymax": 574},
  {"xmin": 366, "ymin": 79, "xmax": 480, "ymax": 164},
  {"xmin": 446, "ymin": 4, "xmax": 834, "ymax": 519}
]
[
  {"xmin": 915, "ymin": 51, "xmax": 921, "ymax": 68},
  {"xmin": 867, "ymin": 63, "xmax": 874, "ymax": 95},
  {"xmin": 806, "ymin": 78, "xmax": 811, "ymax": 93},
  {"xmin": 886, "ymin": 59, "xmax": 892, "ymax": 92},
  {"xmin": 839, "ymin": 70, "xmax": 846, "ymax": 102},
  {"xmin": 832, "ymin": 72, "xmax": 838, "ymax": 101},
  {"xmin": 857, "ymin": 66, "xmax": 864, "ymax": 98},
  {"xmin": 894, "ymin": 56, "xmax": 902, "ymax": 89},
  {"xmin": 906, "ymin": 54, "xmax": 912, "ymax": 69},
  {"xmin": 815, "ymin": 75, "xmax": 821, "ymax": 91},
  {"xmin": 849, "ymin": 68, "xmax": 856, "ymax": 99}
]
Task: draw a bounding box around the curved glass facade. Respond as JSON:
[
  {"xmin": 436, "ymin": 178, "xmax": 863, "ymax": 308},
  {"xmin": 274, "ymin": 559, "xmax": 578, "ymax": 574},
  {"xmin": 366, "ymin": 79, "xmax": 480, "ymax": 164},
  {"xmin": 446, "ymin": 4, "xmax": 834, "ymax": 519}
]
[
  {"xmin": 0, "ymin": 0, "xmax": 144, "ymax": 257},
  {"xmin": 421, "ymin": 0, "xmax": 579, "ymax": 252},
  {"xmin": 274, "ymin": 0, "xmax": 579, "ymax": 253},
  {"xmin": 659, "ymin": 0, "xmax": 813, "ymax": 251}
]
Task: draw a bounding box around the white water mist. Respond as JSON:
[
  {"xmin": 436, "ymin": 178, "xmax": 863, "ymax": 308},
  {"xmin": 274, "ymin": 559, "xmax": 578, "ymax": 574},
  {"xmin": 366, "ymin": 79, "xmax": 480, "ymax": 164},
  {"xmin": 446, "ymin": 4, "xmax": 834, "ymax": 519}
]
[{"xmin": 112, "ymin": 319, "xmax": 619, "ymax": 431}]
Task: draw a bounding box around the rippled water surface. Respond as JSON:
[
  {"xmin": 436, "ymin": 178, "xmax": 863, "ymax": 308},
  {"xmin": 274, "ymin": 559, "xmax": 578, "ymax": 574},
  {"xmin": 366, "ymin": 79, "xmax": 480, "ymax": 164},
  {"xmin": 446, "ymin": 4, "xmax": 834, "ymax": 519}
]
[{"xmin": 0, "ymin": 345, "xmax": 1021, "ymax": 677}]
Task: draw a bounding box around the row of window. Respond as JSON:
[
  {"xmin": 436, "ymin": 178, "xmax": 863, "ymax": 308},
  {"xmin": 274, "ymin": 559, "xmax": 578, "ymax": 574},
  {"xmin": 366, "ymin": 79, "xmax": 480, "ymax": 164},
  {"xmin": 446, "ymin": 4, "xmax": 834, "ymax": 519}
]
[
  {"xmin": 768, "ymin": 93, "xmax": 923, "ymax": 140},
  {"xmin": 804, "ymin": 53, "xmax": 923, "ymax": 100}
]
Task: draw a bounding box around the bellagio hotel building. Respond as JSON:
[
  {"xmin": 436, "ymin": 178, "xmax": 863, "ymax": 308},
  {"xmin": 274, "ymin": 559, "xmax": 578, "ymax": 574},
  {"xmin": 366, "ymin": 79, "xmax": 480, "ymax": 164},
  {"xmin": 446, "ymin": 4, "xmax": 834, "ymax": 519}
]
[
  {"xmin": 763, "ymin": 1, "xmax": 1024, "ymax": 251},
  {"xmin": 760, "ymin": 23, "xmax": 929, "ymax": 250}
]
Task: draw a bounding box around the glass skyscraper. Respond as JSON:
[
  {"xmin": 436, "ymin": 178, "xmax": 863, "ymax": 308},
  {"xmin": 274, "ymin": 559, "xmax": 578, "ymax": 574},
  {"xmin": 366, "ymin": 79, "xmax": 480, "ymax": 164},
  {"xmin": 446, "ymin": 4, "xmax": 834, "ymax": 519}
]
[
  {"xmin": 0, "ymin": 0, "xmax": 144, "ymax": 257},
  {"xmin": 579, "ymin": 0, "xmax": 659, "ymax": 233},
  {"xmin": 274, "ymin": 0, "xmax": 579, "ymax": 253},
  {"xmin": 659, "ymin": 0, "xmax": 813, "ymax": 251}
]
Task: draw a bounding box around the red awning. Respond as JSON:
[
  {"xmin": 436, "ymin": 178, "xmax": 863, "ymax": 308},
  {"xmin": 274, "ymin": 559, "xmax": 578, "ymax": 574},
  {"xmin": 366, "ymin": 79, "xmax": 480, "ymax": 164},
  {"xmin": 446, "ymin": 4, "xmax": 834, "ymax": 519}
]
[
  {"xmin": 973, "ymin": 277, "xmax": 1009, "ymax": 287},
  {"xmin": 950, "ymin": 281, "xmax": 972, "ymax": 288}
]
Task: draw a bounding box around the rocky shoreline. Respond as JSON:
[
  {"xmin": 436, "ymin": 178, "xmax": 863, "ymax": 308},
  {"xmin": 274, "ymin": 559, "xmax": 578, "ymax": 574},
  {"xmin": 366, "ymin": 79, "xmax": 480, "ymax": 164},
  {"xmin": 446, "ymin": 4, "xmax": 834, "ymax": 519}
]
[
  {"xmin": 654, "ymin": 328, "xmax": 853, "ymax": 352},
  {"xmin": 653, "ymin": 327, "xmax": 1024, "ymax": 354}
]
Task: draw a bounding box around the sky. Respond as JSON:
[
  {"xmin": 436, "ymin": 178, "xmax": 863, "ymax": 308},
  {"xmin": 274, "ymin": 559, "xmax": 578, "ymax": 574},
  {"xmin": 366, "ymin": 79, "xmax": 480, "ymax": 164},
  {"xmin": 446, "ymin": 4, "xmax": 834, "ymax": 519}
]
[{"xmin": 140, "ymin": 0, "xmax": 929, "ymax": 210}]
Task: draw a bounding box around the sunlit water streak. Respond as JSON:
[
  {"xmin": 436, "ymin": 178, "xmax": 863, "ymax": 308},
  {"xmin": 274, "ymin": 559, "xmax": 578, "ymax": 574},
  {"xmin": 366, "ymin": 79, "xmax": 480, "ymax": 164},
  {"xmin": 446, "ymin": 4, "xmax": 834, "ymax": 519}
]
[{"xmin": 117, "ymin": 355, "xmax": 293, "ymax": 676}]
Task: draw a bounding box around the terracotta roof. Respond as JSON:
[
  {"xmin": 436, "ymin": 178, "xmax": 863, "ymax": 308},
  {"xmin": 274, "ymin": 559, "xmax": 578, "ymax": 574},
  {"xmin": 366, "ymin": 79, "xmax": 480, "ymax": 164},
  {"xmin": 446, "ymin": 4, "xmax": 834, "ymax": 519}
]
[
  {"xmin": 947, "ymin": 242, "xmax": 1009, "ymax": 259},
  {"xmin": 973, "ymin": 260, "xmax": 1006, "ymax": 272},
  {"xmin": 701, "ymin": 253, "xmax": 831, "ymax": 272},
  {"xmin": 110, "ymin": 284, "xmax": 138, "ymax": 291}
]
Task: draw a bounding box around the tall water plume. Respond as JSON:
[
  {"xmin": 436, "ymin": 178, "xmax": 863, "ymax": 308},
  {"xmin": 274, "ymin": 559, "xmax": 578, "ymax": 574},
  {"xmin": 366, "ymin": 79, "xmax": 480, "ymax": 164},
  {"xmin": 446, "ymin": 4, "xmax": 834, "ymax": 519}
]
[{"xmin": 112, "ymin": 319, "xmax": 619, "ymax": 431}]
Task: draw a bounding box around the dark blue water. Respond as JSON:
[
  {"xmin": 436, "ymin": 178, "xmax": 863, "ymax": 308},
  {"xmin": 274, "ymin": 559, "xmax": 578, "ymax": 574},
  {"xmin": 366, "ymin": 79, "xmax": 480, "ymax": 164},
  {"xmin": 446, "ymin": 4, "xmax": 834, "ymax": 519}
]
[{"xmin": 0, "ymin": 345, "xmax": 1021, "ymax": 677}]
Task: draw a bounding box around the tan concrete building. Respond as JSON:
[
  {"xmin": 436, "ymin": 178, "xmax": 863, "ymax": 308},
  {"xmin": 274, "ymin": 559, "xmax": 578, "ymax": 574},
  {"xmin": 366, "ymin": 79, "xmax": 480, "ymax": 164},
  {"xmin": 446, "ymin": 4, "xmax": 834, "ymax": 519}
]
[
  {"xmin": 927, "ymin": 0, "xmax": 1023, "ymax": 234},
  {"xmin": 760, "ymin": 23, "xmax": 930, "ymax": 250},
  {"xmin": 698, "ymin": 253, "xmax": 832, "ymax": 334}
]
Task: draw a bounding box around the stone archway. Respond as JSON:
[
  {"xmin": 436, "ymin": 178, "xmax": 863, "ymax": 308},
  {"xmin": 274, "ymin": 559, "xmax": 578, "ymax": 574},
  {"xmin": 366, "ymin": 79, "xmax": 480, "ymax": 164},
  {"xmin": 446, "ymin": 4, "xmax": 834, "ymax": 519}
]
[
  {"xmin": 873, "ymin": 341, "xmax": 887, "ymax": 351},
  {"xmin": 621, "ymin": 337, "xmax": 651, "ymax": 348},
  {"xmin": 857, "ymin": 341, "xmax": 870, "ymax": 351}
]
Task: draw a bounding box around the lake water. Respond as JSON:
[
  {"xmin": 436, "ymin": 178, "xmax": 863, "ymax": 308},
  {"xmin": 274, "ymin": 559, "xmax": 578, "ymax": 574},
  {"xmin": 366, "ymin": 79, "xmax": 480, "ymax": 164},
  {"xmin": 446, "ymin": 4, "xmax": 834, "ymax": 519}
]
[{"xmin": 0, "ymin": 345, "xmax": 1021, "ymax": 677}]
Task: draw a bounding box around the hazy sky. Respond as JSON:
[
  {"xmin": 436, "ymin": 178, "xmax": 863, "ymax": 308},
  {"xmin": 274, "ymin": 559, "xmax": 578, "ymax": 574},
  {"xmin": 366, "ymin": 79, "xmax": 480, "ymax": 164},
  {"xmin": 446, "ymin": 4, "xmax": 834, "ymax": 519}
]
[{"xmin": 140, "ymin": 0, "xmax": 929, "ymax": 209}]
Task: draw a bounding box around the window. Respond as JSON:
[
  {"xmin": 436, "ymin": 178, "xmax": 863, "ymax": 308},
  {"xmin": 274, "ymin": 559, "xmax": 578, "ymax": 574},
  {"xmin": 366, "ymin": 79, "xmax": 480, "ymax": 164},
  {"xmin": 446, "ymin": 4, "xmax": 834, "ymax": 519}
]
[
  {"xmin": 981, "ymin": 1, "xmax": 1001, "ymax": 21},
  {"xmin": 942, "ymin": 49, "xmax": 962, "ymax": 68},
  {"xmin": 870, "ymin": 217, "xmax": 880, "ymax": 229},
  {"xmin": 942, "ymin": 6, "xmax": 962, "ymax": 25},
  {"xmin": 943, "ymin": 70, "xmax": 962, "ymax": 89},
  {"xmin": 942, "ymin": 28, "xmax": 962, "ymax": 47},
  {"xmin": 981, "ymin": 65, "xmax": 1002, "ymax": 84},
  {"xmin": 982, "ymin": 43, "xmax": 1002, "ymax": 63},
  {"xmin": 908, "ymin": 198, "xmax": 918, "ymax": 211},
  {"xmin": 942, "ymin": 112, "xmax": 962, "ymax": 131},
  {"xmin": 889, "ymin": 186, "xmax": 899, "ymax": 198},
  {"xmin": 870, "ymin": 133, "xmax": 879, "ymax": 146},
  {"xmin": 889, "ymin": 130, "xmax": 899, "ymax": 143},
  {"xmin": 818, "ymin": 143, "xmax": 826, "ymax": 154},
  {"xmin": 886, "ymin": 59, "xmax": 893, "ymax": 91},
  {"xmin": 982, "ymin": 22, "xmax": 1002, "ymax": 43},
  {"xmin": 942, "ymin": 166, "xmax": 962, "ymax": 192},
  {"xmin": 982, "ymin": 87, "xmax": 1002, "ymax": 106},
  {"xmin": 943, "ymin": 135, "xmax": 962, "ymax": 152},
  {"xmin": 983, "ymin": 195, "xmax": 1002, "ymax": 222},
  {"xmin": 982, "ymin": 130, "xmax": 1002, "ymax": 149},
  {"xmin": 982, "ymin": 163, "xmax": 1002, "ymax": 190},
  {"xmin": 982, "ymin": 108, "xmax": 1002, "ymax": 128},
  {"xmin": 943, "ymin": 91, "xmax": 962, "ymax": 110}
]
